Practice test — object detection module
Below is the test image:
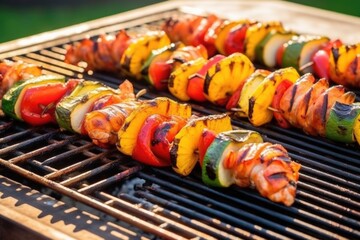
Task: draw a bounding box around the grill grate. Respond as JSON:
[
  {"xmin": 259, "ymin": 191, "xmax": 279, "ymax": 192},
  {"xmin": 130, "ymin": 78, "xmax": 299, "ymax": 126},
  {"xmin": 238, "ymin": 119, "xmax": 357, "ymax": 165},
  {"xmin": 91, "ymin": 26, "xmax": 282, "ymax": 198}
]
[{"xmin": 1, "ymin": 4, "xmax": 360, "ymax": 240}]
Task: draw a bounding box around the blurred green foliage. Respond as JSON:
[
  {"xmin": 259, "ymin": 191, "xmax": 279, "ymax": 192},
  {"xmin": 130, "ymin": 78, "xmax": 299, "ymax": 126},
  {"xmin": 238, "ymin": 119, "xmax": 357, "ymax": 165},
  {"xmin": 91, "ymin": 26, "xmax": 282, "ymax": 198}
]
[
  {"xmin": 287, "ymin": 0, "xmax": 360, "ymax": 17},
  {"xmin": 0, "ymin": 0, "xmax": 163, "ymax": 43},
  {"xmin": 0, "ymin": 0, "xmax": 359, "ymax": 44}
]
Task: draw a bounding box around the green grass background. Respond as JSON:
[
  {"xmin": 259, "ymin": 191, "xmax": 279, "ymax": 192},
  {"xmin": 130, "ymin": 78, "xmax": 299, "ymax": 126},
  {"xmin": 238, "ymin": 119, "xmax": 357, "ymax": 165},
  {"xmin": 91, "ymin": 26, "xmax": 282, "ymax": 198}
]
[{"xmin": 0, "ymin": 0, "xmax": 359, "ymax": 44}]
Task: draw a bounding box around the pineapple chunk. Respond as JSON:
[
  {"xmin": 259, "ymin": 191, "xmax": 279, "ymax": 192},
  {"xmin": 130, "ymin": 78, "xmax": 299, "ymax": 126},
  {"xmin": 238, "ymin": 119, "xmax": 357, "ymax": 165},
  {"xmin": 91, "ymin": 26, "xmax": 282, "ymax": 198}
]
[
  {"xmin": 244, "ymin": 21, "xmax": 284, "ymax": 61},
  {"xmin": 170, "ymin": 114, "xmax": 233, "ymax": 176},
  {"xmin": 120, "ymin": 31, "xmax": 171, "ymax": 79},
  {"xmin": 248, "ymin": 67, "xmax": 300, "ymax": 126},
  {"xmin": 117, "ymin": 97, "xmax": 191, "ymax": 155},
  {"xmin": 329, "ymin": 43, "xmax": 360, "ymax": 88},
  {"xmin": 237, "ymin": 69, "xmax": 271, "ymax": 118},
  {"xmin": 168, "ymin": 57, "xmax": 207, "ymax": 101},
  {"xmin": 204, "ymin": 52, "xmax": 255, "ymax": 106}
]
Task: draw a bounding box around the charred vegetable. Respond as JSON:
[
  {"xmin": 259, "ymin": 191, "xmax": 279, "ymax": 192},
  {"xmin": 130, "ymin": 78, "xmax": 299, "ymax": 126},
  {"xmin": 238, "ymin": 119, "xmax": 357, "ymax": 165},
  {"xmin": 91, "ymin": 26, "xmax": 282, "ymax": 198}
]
[{"xmin": 171, "ymin": 114, "xmax": 233, "ymax": 176}]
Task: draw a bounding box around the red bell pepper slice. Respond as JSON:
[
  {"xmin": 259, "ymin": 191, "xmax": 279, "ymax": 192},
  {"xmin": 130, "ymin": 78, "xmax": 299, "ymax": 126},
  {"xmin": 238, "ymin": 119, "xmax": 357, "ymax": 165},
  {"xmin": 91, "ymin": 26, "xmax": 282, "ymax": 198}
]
[
  {"xmin": 151, "ymin": 115, "xmax": 186, "ymax": 162},
  {"xmin": 132, "ymin": 114, "xmax": 186, "ymax": 167},
  {"xmin": 191, "ymin": 14, "xmax": 220, "ymax": 57},
  {"xmin": 20, "ymin": 79, "xmax": 79, "ymax": 126},
  {"xmin": 271, "ymin": 79, "xmax": 293, "ymax": 128},
  {"xmin": 198, "ymin": 128, "xmax": 217, "ymax": 167},
  {"xmin": 148, "ymin": 60, "xmax": 173, "ymax": 91},
  {"xmin": 225, "ymin": 81, "xmax": 245, "ymax": 111},
  {"xmin": 187, "ymin": 54, "xmax": 225, "ymax": 102},
  {"xmin": 312, "ymin": 39, "xmax": 343, "ymax": 79},
  {"xmin": 203, "ymin": 19, "xmax": 224, "ymax": 56},
  {"xmin": 223, "ymin": 24, "xmax": 248, "ymax": 55}
]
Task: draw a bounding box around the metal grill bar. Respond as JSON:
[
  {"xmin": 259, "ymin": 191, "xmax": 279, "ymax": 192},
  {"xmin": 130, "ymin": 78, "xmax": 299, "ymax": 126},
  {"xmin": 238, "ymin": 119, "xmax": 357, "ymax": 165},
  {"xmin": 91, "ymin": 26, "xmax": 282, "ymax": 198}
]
[
  {"xmin": 41, "ymin": 142, "xmax": 94, "ymax": 166},
  {"xmin": 60, "ymin": 159, "xmax": 124, "ymax": 186},
  {"xmin": 0, "ymin": 128, "xmax": 34, "ymax": 144},
  {"xmin": 0, "ymin": 130, "xmax": 58, "ymax": 156},
  {"xmin": 94, "ymin": 191, "xmax": 217, "ymax": 240},
  {"xmin": 120, "ymin": 192, "xmax": 251, "ymax": 240},
  {"xmin": 0, "ymin": 158, "xmax": 189, "ymax": 240},
  {"xmin": 77, "ymin": 165, "xmax": 143, "ymax": 194},
  {"xmin": 136, "ymin": 180, "xmax": 303, "ymax": 240},
  {"xmin": 44, "ymin": 151, "xmax": 109, "ymax": 179},
  {"xmin": 139, "ymin": 170, "xmax": 358, "ymax": 239},
  {"xmin": 9, "ymin": 135, "xmax": 77, "ymax": 165}
]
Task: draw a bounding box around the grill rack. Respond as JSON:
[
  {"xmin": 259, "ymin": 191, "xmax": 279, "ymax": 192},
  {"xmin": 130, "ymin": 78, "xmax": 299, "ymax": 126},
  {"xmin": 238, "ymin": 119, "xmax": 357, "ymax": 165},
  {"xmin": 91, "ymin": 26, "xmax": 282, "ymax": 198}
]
[{"xmin": 1, "ymin": 2, "xmax": 360, "ymax": 239}]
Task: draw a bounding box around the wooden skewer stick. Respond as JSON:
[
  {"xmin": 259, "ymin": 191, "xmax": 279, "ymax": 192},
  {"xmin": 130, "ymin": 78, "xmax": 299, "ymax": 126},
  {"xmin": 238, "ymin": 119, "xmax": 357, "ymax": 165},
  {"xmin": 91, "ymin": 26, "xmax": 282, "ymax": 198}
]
[
  {"xmin": 135, "ymin": 88, "xmax": 147, "ymax": 99},
  {"xmin": 229, "ymin": 106, "xmax": 280, "ymax": 113},
  {"xmin": 267, "ymin": 106, "xmax": 280, "ymax": 113},
  {"xmin": 299, "ymin": 61, "xmax": 313, "ymax": 72}
]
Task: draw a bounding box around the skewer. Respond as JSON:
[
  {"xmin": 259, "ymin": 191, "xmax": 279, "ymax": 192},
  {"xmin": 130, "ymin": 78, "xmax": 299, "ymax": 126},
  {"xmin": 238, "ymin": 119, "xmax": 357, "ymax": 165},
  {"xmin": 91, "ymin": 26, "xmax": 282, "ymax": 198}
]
[
  {"xmin": 267, "ymin": 106, "xmax": 280, "ymax": 113},
  {"xmin": 135, "ymin": 88, "xmax": 147, "ymax": 99},
  {"xmin": 229, "ymin": 106, "xmax": 280, "ymax": 113},
  {"xmin": 299, "ymin": 61, "xmax": 313, "ymax": 72}
]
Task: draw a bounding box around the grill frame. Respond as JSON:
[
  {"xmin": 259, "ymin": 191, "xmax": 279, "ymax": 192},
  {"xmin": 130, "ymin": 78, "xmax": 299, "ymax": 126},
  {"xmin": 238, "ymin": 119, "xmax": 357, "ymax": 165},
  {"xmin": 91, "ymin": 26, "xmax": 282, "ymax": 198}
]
[{"xmin": 1, "ymin": 1, "xmax": 360, "ymax": 239}]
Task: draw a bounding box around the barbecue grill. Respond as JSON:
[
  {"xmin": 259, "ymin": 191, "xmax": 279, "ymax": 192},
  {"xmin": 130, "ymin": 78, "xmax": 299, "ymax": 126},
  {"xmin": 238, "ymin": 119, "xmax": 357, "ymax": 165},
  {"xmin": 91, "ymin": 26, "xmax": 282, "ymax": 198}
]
[{"xmin": 0, "ymin": 1, "xmax": 359, "ymax": 239}]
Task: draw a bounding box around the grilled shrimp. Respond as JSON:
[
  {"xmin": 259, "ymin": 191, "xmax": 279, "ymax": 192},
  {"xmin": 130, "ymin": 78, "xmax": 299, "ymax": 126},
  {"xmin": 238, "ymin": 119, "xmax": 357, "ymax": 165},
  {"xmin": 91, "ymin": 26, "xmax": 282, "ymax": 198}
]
[
  {"xmin": 84, "ymin": 99, "xmax": 142, "ymax": 148},
  {"xmin": 234, "ymin": 143, "xmax": 300, "ymax": 206},
  {"xmin": 0, "ymin": 60, "xmax": 43, "ymax": 98},
  {"xmin": 64, "ymin": 30, "xmax": 131, "ymax": 72}
]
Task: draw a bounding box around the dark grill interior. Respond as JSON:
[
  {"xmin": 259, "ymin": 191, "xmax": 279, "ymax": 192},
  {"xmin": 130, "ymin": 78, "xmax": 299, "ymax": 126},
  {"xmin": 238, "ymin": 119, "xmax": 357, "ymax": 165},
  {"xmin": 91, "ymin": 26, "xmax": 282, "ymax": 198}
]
[{"xmin": 0, "ymin": 5, "xmax": 360, "ymax": 240}]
